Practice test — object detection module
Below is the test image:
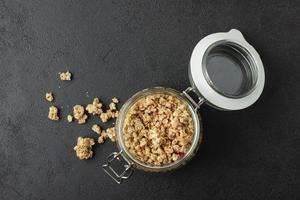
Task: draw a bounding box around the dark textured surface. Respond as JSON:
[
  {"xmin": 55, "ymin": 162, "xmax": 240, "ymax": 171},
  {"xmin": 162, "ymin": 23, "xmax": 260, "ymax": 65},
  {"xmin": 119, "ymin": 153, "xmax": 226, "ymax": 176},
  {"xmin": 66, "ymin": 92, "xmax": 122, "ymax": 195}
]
[{"xmin": 0, "ymin": 0, "xmax": 299, "ymax": 199}]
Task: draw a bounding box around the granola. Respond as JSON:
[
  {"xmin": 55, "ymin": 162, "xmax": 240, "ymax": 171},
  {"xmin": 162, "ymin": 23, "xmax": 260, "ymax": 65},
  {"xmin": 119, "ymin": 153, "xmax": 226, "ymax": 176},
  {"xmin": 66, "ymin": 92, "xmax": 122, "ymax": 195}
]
[
  {"xmin": 100, "ymin": 110, "xmax": 113, "ymax": 123},
  {"xmin": 45, "ymin": 92, "xmax": 54, "ymax": 102},
  {"xmin": 74, "ymin": 137, "xmax": 95, "ymax": 160},
  {"xmin": 59, "ymin": 71, "xmax": 72, "ymax": 81},
  {"xmin": 109, "ymin": 102, "xmax": 116, "ymax": 111},
  {"xmin": 99, "ymin": 98, "xmax": 119, "ymax": 122},
  {"xmin": 91, "ymin": 124, "xmax": 101, "ymax": 134},
  {"xmin": 122, "ymin": 94, "xmax": 194, "ymax": 166},
  {"xmin": 86, "ymin": 98, "xmax": 103, "ymax": 115},
  {"xmin": 97, "ymin": 127, "xmax": 116, "ymax": 144},
  {"xmin": 112, "ymin": 97, "xmax": 119, "ymax": 104},
  {"xmin": 73, "ymin": 105, "xmax": 88, "ymax": 124},
  {"xmin": 106, "ymin": 127, "xmax": 116, "ymax": 142},
  {"xmin": 67, "ymin": 115, "xmax": 73, "ymax": 122},
  {"xmin": 48, "ymin": 106, "xmax": 59, "ymax": 121},
  {"xmin": 98, "ymin": 132, "xmax": 107, "ymax": 144}
]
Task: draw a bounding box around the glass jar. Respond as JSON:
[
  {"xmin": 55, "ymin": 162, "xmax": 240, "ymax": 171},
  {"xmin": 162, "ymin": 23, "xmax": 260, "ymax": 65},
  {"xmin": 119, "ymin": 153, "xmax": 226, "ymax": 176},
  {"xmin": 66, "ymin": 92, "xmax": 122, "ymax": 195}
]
[{"xmin": 102, "ymin": 29, "xmax": 265, "ymax": 184}]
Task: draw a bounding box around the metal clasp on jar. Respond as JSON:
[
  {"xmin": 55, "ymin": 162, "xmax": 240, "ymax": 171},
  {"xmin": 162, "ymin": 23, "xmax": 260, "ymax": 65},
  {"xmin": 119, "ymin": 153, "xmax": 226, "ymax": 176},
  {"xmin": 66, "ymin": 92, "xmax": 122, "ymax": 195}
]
[
  {"xmin": 182, "ymin": 87, "xmax": 205, "ymax": 112},
  {"xmin": 102, "ymin": 150, "xmax": 134, "ymax": 184}
]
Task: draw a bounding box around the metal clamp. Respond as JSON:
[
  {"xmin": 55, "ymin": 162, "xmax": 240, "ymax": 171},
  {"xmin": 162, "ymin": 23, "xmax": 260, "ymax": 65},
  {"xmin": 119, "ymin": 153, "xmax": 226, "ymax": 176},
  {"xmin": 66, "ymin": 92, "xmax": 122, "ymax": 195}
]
[
  {"xmin": 102, "ymin": 151, "xmax": 134, "ymax": 184},
  {"xmin": 182, "ymin": 87, "xmax": 205, "ymax": 112}
]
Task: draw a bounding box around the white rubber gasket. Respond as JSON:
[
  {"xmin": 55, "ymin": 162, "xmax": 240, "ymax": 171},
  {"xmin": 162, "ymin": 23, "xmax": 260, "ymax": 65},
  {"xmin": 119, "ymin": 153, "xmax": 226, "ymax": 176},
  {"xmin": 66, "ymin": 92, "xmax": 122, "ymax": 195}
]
[{"xmin": 190, "ymin": 29, "xmax": 265, "ymax": 111}]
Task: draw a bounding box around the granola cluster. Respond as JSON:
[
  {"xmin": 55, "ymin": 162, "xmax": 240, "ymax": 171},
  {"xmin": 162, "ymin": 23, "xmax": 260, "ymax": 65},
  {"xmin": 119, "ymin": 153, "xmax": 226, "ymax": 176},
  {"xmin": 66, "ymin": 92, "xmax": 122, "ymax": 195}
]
[
  {"xmin": 45, "ymin": 92, "xmax": 54, "ymax": 102},
  {"xmin": 73, "ymin": 105, "xmax": 88, "ymax": 124},
  {"xmin": 59, "ymin": 71, "xmax": 72, "ymax": 81},
  {"xmin": 98, "ymin": 127, "xmax": 116, "ymax": 144},
  {"xmin": 91, "ymin": 124, "xmax": 116, "ymax": 144},
  {"xmin": 48, "ymin": 106, "xmax": 59, "ymax": 121},
  {"xmin": 73, "ymin": 137, "xmax": 95, "ymax": 159},
  {"xmin": 86, "ymin": 98, "xmax": 103, "ymax": 115},
  {"xmin": 100, "ymin": 98, "xmax": 119, "ymax": 123},
  {"xmin": 67, "ymin": 115, "xmax": 73, "ymax": 122},
  {"xmin": 122, "ymin": 94, "xmax": 194, "ymax": 166},
  {"xmin": 91, "ymin": 124, "xmax": 101, "ymax": 134}
]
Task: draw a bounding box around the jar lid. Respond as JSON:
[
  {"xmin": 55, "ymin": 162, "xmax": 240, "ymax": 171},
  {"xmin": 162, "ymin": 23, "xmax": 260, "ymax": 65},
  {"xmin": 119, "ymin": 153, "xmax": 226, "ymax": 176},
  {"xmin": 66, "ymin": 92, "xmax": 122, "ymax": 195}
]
[{"xmin": 189, "ymin": 29, "xmax": 265, "ymax": 111}]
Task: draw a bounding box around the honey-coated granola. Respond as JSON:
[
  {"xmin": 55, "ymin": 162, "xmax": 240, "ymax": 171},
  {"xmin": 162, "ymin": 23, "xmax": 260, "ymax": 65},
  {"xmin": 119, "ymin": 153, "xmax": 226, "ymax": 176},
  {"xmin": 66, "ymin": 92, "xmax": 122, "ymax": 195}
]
[{"xmin": 122, "ymin": 94, "xmax": 194, "ymax": 166}]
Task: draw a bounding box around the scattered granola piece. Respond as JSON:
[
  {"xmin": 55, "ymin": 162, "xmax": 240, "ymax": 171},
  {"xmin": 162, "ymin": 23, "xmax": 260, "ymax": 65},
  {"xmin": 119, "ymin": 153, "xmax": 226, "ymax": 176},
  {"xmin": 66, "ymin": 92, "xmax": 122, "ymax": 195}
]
[
  {"xmin": 107, "ymin": 110, "xmax": 114, "ymax": 117},
  {"xmin": 98, "ymin": 136, "xmax": 104, "ymax": 144},
  {"xmin": 100, "ymin": 113, "xmax": 108, "ymax": 123},
  {"xmin": 45, "ymin": 92, "xmax": 54, "ymax": 102},
  {"xmin": 77, "ymin": 114, "xmax": 88, "ymax": 124},
  {"xmin": 112, "ymin": 110, "xmax": 119, "ymax": 118},
  {"xmin": 73, "ymin": 137, "xmax": 95, "ymax": 160},
  {"xmin": 97, "ymin": 127, "xmax": 115, "ymax": 144},
  {"xmin": 73, "ymin": 105, "xmax": 84, "ymax": 119},
  {"xmin": 109, "ymin": 102, "xmax": 116, "ymax": 111},
  {"xmin": 59, "ymin": 71, "xmax": 72, "ymax": 81},
  {"xmin": 67, "ymin": 115, "xmax": 73, "ymax": 122},
  {"xmin": 98, "ymin": 132, "xmax": 107, "ymax": 144},
  {"xmin": 100, "ymin": 110, "xmax": 113, "ymax": 123},
  {"xmin": 122, "ymin": 94, "xmax": 194, "ymax": 166},
  {"xmin": 48, "ymin": 106, "xmax": 59, "ymax": 121},
  {"xmin": 112, "ymin": 97, "xmax": 119, "ymax": 104},
  {"xmin": 73, "ymin": 105, "xmax": 88, "ymax": 124},
  {"xmin": 91, "ymin": 124, "xmax": 101, "ymax": 134},
  {"xmin": 106, "ymin": 127, "xmax": 116, "ymax": 142},
  {"xmin": 86, "ymin": 98, "xmax": 103, "ymax": 115}
]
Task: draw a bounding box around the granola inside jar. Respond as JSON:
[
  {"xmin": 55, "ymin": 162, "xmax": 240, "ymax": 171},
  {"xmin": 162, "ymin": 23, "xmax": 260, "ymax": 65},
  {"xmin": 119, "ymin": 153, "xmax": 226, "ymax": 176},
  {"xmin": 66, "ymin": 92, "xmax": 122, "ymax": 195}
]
[
  {"xmin": 113, "ymin": 87, "xmax": 202, "ymax": 172},
  {"xmin": 122, "ymin": 93, "xmax": 195, "ymax": 166}
]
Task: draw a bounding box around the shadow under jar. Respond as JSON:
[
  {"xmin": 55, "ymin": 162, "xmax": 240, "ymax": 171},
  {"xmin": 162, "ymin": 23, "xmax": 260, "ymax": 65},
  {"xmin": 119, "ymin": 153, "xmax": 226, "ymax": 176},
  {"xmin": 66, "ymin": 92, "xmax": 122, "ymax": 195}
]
[{"xmin": 102, "ymin": 29, "xmax": 265, "ymax": 184}]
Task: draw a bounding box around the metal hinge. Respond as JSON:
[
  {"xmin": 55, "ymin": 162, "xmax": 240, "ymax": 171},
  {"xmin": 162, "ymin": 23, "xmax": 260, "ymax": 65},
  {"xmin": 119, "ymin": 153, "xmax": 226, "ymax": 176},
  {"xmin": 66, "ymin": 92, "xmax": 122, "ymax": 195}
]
[
  {"xmin": 182, "ymin": 87, "xmax": 205, "ymax": 112},
  {"xmin": 102, "ymin": 151, "xmax": 134, "ymax": 184}
]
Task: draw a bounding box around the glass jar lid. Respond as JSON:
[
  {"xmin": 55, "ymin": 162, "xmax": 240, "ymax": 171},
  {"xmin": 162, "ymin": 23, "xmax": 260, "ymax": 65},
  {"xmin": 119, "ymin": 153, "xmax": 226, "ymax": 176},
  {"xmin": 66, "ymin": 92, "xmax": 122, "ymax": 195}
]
[{"xmin": 189, "ymin": 29, "xmax": 265, "ymax": 110}]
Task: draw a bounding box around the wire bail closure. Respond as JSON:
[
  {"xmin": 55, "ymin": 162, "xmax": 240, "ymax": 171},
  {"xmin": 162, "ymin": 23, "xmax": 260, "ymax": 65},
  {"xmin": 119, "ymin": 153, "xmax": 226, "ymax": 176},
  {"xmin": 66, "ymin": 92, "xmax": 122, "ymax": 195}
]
[
  {"xmin": 182, "ymin": 87, "xmax": 205, "ymax": 112},
  {"xmin": 102, "ymin": 150, "xmax": 134, "ymax": 184}
]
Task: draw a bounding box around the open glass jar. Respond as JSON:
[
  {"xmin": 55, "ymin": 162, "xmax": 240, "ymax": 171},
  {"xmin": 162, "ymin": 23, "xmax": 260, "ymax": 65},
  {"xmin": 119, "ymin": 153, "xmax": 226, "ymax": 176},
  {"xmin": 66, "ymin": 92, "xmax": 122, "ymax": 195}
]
[{"xmin": 102, "ymin": 29, "xmax": 265, "ymax": 184}]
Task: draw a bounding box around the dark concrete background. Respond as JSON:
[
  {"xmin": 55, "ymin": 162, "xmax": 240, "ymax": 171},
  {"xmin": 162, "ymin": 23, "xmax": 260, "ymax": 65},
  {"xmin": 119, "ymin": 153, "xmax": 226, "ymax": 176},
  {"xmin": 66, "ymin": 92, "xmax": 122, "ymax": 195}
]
[{"xmin": 0, "ymin": 0, "xmax": 299, "ymax": 199}]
